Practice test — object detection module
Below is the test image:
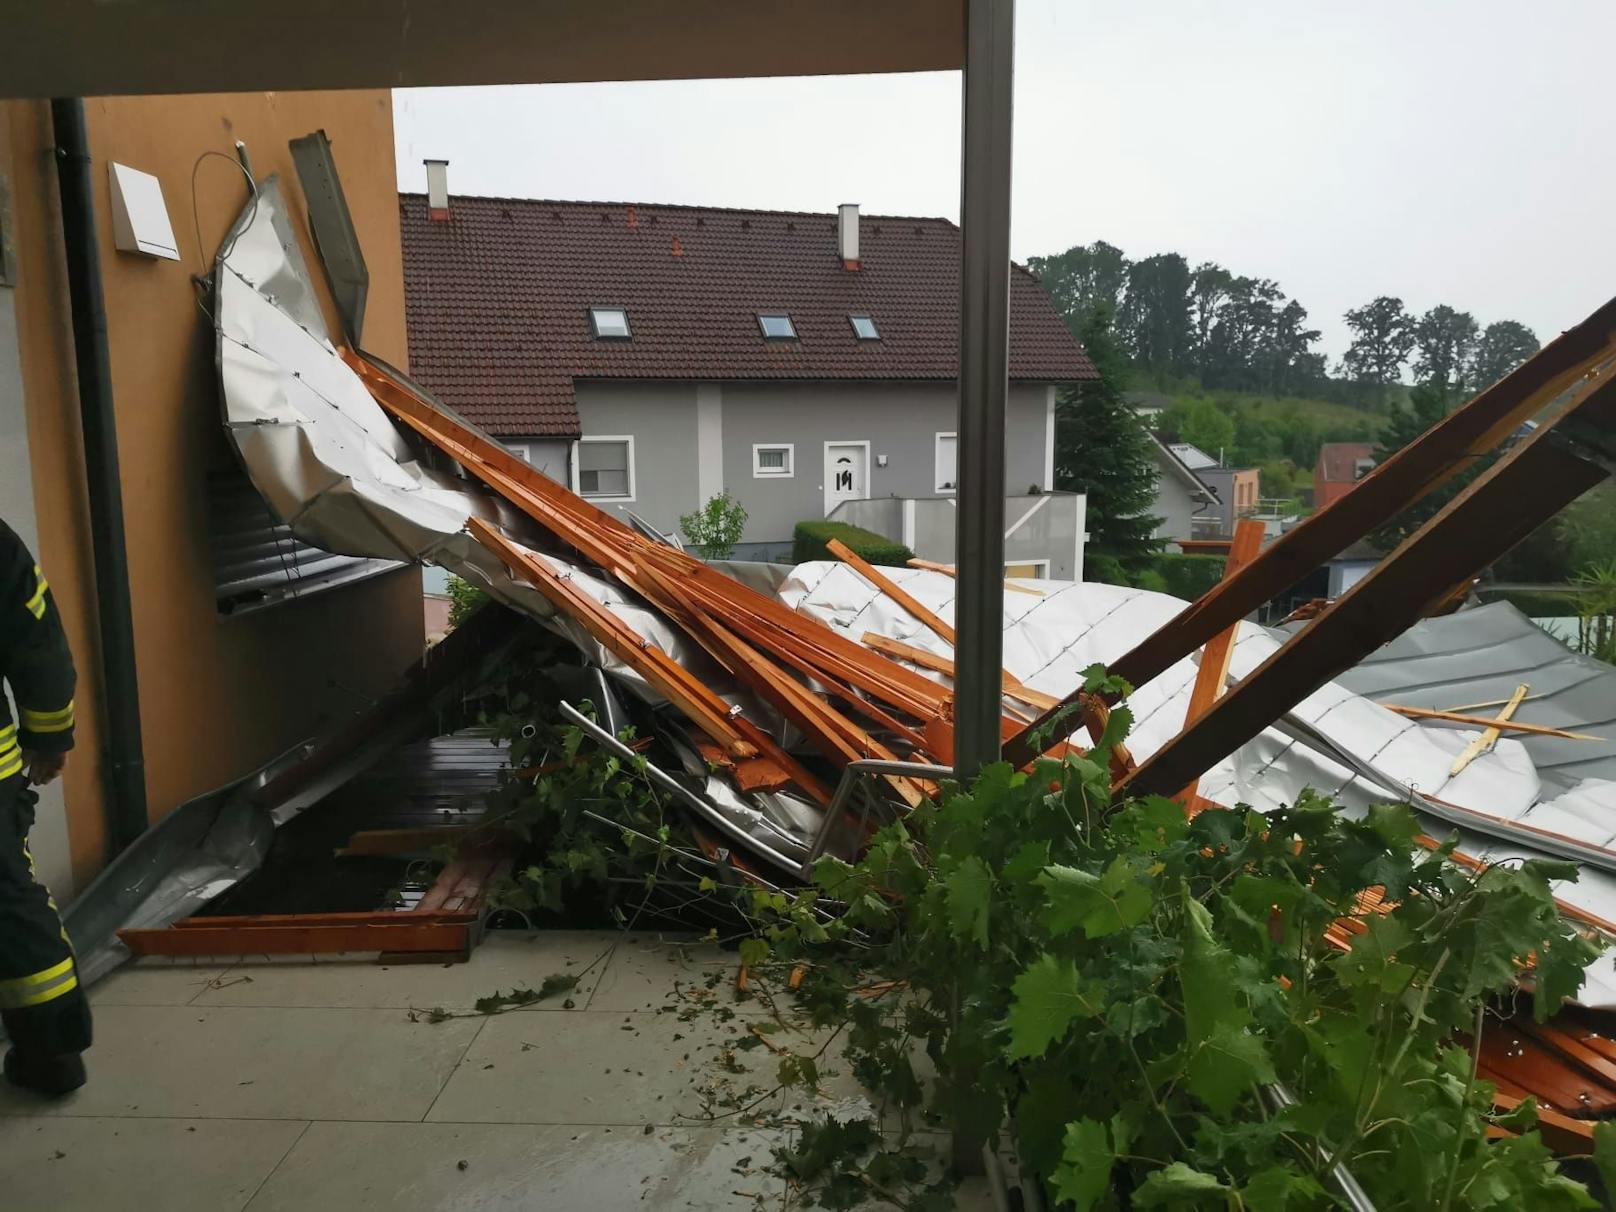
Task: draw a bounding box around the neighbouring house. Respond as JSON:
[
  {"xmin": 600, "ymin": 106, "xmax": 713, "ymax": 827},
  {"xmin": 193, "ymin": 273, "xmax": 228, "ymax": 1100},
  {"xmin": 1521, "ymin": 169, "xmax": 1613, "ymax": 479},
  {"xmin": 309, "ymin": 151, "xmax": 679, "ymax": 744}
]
[
  {"xmin": 398, "ymin": 173, "xmax": 1096, "ymax": 572},
  {"xmin": 1315, "ymin": 441, "xmax": 1377, "ymax": 509},
  {"xmin": 0, "ymin": 92, "xmax": 424, "ymax": 897},
  {"xmin": 1148, "ymin": 436, "xmax": 1218, "ymax": 546},
  {"xmin": 1167, "ymin": 442, "xmax": 1260, "ymax": 540}
]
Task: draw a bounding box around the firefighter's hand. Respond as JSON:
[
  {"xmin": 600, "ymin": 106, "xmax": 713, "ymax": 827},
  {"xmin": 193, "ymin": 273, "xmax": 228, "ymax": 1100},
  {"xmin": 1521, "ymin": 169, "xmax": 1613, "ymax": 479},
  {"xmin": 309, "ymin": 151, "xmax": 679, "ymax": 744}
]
[{"xmin": 24, "ymin": 751, "xmax": 67, "ymax": 786}]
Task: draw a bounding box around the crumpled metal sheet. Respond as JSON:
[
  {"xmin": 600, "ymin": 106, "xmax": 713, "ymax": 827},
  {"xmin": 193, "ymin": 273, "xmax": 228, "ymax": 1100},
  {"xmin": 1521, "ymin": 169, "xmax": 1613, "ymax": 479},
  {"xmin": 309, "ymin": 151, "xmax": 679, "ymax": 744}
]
[
  {"xmin": 779, "ymin": 561, "xmax": 1616, "ymax": 1005},
  {"xmin": 213, "ymin": 177, "xmax": 805, "ymax": 867}
]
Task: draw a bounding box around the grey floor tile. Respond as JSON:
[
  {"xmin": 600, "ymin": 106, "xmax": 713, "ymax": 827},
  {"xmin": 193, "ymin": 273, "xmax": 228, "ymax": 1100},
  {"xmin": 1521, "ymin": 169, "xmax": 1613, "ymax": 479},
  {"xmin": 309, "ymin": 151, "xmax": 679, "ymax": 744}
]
[
  {"xmin": 585, "ymin": 933, "xmax": 733, "ymax": 1013},
  {"xmin": 90, "ymin": 958, "xmax": 238, "ymax": 1006},
  {"xmin": 0, "ymin": 1115, "xmax": 307, "ymax": 1212},
  {"xmin": 193, "ymin": 932, "xmax": 611, "ymax": 1012},
  {"xmin": 0, "ymin": 1005, "xmax": 482, "ymax": 1122},
  {"xmin": 243, "ymin": 1120, "xmax": 788, "ymax": 1211},
  {"xmin": 425, "ymin": 1007, "xmax": 790, "ymax": 1126}
]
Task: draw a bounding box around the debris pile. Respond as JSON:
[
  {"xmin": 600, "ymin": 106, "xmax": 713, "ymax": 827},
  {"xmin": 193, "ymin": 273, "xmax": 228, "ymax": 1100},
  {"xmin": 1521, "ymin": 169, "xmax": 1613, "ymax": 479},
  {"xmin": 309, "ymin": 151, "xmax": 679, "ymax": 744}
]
[{"xmin": 206, "ymin": 166, "xmax": 1616, "ymax": 1152}]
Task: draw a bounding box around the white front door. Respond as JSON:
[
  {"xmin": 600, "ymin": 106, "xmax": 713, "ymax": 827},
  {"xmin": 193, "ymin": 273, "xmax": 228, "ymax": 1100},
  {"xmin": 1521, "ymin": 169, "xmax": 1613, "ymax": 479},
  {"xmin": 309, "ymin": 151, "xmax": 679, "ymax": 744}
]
[{"xmin": 823, "ymin": 441, "xmax": 869, "ymax": 515}]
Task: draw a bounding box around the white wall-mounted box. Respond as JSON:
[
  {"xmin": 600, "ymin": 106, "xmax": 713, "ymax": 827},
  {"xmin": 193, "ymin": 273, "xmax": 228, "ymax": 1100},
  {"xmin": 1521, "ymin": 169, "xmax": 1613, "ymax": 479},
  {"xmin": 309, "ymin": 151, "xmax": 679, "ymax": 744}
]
[{"xmin": 108, "ymin": 161, "xmax": 179, "ymax": 260}]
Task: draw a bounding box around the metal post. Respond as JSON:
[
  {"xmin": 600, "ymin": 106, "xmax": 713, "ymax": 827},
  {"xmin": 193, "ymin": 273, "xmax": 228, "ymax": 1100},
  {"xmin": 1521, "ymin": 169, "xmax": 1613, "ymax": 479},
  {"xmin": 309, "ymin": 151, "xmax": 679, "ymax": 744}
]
[{"xmin": 953, "ymin": 0, "xmax": 1016, "ymax": 779}]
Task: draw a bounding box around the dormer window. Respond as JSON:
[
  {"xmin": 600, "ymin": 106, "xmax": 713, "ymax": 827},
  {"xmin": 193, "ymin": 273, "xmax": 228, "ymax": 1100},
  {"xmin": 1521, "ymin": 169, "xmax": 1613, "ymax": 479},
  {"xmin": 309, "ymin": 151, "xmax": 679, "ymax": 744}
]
[
  {"xmin": 589, "ymin": 307, "xmax": 631, "ymax": 339},
  {"xmin": 758, "ymin": 313, "xmax": 796, "ymax": 340}
]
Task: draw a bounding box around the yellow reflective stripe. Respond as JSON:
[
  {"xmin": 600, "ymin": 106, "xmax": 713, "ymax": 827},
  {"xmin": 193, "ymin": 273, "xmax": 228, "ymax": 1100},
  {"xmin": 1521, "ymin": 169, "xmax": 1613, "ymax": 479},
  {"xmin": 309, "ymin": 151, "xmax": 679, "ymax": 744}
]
[
  {"xmin": 0, "ymin": 754, "xmax": 22, "ymax": 781},
  {"xmin": 19, "ymin": 702, "xmax": 74, "ymax": 733},
  {"xmin": 4, "ymin": 957, "xmax": 73, "ymax": 990},
  {"xmin": 0, "ymin": 722, "xmax": 14, "ymax": 737},
  {"xmin": 0, "ymin": 969, "xmax": 78, "ymax": 1011},
  {"xmin": 24, "ymin": 565, "xmax": 48, "ymax": 620}
]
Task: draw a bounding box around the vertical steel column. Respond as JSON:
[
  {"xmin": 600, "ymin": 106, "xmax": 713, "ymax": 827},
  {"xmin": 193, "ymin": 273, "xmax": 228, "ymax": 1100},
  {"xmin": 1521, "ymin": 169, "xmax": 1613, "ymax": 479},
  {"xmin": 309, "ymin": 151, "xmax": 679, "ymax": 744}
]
[{"xmin": 953, "ymin": 0, "xmax": 1017, "ymax": 777}]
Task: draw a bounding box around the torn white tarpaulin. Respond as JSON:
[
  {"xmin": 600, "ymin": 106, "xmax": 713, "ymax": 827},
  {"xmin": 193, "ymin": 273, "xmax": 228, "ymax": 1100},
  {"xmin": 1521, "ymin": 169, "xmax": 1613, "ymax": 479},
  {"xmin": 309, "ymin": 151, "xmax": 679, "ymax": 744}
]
[{"xmin": 779, "ymin": 561, "xmax": 1616, "ymax": 1005}]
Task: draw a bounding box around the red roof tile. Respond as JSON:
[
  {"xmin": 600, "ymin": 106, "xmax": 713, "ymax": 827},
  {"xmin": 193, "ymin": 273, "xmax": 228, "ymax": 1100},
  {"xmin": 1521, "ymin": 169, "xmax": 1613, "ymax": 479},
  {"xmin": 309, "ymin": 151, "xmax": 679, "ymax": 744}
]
[
  {"xmin": 1317, "ymin": 442, "xmax": 1377, "ymax": 483},
  {"xmin": 399, "ymin": 195, "xmax": 1096, "ymax": 437}
]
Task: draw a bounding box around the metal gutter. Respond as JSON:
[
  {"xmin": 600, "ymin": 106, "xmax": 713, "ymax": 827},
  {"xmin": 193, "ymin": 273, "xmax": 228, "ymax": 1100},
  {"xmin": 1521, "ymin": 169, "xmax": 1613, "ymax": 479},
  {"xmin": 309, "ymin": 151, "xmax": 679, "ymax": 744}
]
[{"xmin": 50, "ymin": 97, "xmax": 148, "ymax": 855}]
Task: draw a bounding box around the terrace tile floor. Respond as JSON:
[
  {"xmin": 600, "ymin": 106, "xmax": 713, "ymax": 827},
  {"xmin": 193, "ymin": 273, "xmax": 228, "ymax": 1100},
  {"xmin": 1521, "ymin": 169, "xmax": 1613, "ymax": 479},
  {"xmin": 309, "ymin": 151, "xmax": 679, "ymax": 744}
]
[{"xmin": 0, "ymin": 931, "xmax": 998, "ymax": 1210}]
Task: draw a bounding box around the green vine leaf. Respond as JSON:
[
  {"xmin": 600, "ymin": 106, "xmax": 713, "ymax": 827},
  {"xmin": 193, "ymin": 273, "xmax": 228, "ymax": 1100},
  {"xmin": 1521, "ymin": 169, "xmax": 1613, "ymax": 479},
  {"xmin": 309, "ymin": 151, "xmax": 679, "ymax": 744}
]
[
  {"xmin": 944, "ymin": 855, "xmax": 994, "ymax": 951},
  {"xmin": 1005, "ymin": 953, "xmax": 1104, "ymax": 1059},
  {"xmin": 1186, "ymin": 1024, "xmax": 1274, "ymax": 1115},
  {"xmin": 1049, "ymin": 1118, "xmax": 1114, "ymax": 1211},
  {"xmin": 1132, "ymin": 1161, "xmax": 1228, "ymax": 1208},
  {"xmin": 1039, "ymin": 857, "xmax": 1152, "ymax": 938}
]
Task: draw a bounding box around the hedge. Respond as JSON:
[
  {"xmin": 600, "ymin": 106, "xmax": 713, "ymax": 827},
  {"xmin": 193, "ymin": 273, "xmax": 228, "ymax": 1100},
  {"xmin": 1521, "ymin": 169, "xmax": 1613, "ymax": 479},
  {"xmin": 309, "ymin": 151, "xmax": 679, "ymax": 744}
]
[
  {"xmin": 1084, "ymin": 551, "xmax": 1228, "ymax": 598},
  {"xmin": 1144, "ymin": 552, "xmax": 1228, "ymax": 601},
  {"xmin": 793, "ymin": 520, "xmax": 913, "ymax": 567}
]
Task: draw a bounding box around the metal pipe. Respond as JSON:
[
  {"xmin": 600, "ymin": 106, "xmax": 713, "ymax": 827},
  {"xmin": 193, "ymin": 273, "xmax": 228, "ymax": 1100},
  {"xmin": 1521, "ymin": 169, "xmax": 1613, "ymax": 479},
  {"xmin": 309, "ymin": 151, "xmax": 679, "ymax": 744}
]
[
  {"xmin": 953, "ymin": 0, "xmax": 1017, "ymax": 778},
  {"xmin": 558, "ymin": 701, "xmax": 805, "ymax": 874},
  {"xmin": 800, "ymin": 758, "xmax": 954, "ymax": 878},
  {"xmin": 50, "ymin": 98, "xmax": 148, "ymax": 856}
]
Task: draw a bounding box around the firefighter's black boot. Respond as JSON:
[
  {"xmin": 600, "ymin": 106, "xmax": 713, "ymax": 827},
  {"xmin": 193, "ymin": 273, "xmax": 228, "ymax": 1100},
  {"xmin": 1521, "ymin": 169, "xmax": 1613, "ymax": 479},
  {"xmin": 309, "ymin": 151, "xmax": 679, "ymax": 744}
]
[{"xmin": 3, "ymin": 1045, "xmax": 86, "ymax": 1097}]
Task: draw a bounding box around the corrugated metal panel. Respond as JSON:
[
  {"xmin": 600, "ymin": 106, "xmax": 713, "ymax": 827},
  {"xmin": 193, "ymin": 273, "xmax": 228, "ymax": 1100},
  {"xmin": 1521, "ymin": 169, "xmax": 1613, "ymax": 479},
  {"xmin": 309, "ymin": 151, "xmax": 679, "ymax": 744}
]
[
  {"xmin": 209, "ymin": 462, "xmax": 403, "ymax": 615},
  {"xmin": 1331, "ymin": 601, "xmax": 1616, "ymax": 794}
]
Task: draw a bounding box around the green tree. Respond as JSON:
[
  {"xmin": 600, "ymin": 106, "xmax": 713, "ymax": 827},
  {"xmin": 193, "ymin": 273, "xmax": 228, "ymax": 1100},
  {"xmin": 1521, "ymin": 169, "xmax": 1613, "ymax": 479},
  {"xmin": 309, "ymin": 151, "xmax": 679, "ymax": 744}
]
[
  {"xmin": 1188, "ymin": 261, "xmax": 1233, "ymax": 376},
  {"xmin": 1342, "ymin": 295, "xmax": 1416, "ymax": 405},
  {"xmin": 1025, "ymin": 241, "xmax": 1129, "ymax": 335},
  {"xmin": 1413, "ymin": 304, "xmax": 1481, "ymax": 397},
  {"xmin": 679, "ymin": 491, "xmax": 749, "ymax": 559},
  {"xmin": 1160, "ymin": 397, "xmax": 1235, "ymax": 456},
  {"xmin": 1370, "ymin": 384, "xmax": 1490, "ymax": 551},
  {"xmin": 1117, "ymin": 253, "xmax": 1193, "ymax": 380},
  {"xmin": 1469, "ymin": 319, "xmax": 1540, "ymax": 391},
  {"xmin": 1055, "ymin": 302, "xmax": 1163, "ymax": 563}
]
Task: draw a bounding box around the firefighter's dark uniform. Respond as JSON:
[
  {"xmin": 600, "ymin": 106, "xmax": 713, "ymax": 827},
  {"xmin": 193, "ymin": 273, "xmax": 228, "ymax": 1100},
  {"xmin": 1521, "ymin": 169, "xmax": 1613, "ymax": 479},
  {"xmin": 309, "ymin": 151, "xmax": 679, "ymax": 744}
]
[{"xmin": 0, "ymin": 519, "xmax": 90, "ymax": 1094}]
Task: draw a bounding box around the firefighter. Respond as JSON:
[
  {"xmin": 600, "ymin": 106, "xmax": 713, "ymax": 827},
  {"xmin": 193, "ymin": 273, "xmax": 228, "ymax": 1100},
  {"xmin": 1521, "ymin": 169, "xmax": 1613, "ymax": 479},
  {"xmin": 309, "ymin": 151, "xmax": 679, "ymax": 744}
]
[{"xmin": 0, "ymin": 518, "xmax": 90, "ymax": 1096}]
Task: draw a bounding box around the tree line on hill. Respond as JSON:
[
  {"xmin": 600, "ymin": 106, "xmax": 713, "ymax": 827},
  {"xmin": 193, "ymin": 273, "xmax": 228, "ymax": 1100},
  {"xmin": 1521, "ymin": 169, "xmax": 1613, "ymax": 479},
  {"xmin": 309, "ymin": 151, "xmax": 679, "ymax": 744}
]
[
  {"xmin": 1035, "ymin": 239, "xmax": 1579, "ymax": 587},
  {"xmin": 1026, "ymin": 240, "xmax": 1541, "ymax": 409}
]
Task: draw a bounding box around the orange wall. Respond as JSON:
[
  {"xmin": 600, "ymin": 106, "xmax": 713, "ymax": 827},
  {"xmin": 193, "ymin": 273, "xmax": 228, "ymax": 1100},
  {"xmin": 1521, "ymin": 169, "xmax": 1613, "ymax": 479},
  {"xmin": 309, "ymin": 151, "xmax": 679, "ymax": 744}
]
[{"xmin": 6, "ymin": 91, "xmax": 423, "ymax": 885}]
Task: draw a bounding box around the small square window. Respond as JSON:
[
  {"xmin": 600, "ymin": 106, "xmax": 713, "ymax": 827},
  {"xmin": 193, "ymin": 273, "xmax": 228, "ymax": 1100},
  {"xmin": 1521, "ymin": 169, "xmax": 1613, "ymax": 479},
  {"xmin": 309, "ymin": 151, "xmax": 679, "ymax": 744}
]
[
  {"xmin": 575, "ymin": 437, "xmax": 634, "ymax": 499},
  {"xmin": 849, "ymin": 315, "xmax": 879, "ymax": 340},
  {"xmin": 753, "ymin": 444, "xmax": 794, "ymax": 478},
  {"xmin": 758, "ymin": 313, "xmax": 796, "ymax": 340},
  {"xmin": 590, "ymin": 307, "xmax": 631, "ymax": 339}
]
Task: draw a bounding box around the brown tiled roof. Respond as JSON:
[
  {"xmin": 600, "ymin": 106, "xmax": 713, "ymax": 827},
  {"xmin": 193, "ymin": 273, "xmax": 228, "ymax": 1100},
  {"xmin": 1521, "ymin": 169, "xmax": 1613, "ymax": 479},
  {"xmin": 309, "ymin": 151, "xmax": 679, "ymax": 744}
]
[
  {"xmin": 1317, "ymin": 441, "xmax": 1377, "ymax": 483},
  {"xmin": 399, "ymin": 194, "xmax": 1096, "ymax": 437}
]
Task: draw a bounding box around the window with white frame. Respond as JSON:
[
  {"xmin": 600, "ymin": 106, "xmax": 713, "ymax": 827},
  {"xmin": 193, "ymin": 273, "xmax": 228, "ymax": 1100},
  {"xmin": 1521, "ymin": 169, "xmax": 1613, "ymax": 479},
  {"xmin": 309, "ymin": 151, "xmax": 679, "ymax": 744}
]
[
  {"xmin": 934, "ymin": 432, "xmax": 958, "ymax": 492},
  {"xmin": 589, "ymin": 307, "xmax": 631, "ymax": 339},
  {"xmin": 505, "ymin": 442, "xmax": 533, "ymax": 464},
  {"xmin": 573, "ymin": 436, "xmax": 635, "ymax": 499},
  {"xmin": 753, "ymin": 444, "xmax": 794, "ymax": 478}
]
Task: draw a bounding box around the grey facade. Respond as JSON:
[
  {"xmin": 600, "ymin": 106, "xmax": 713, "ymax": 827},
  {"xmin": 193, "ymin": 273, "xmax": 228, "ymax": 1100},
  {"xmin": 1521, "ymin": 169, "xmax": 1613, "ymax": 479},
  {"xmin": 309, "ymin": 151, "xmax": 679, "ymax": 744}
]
[
  {"xmin": 560, "ymin": 379, "xmax": 1057, "ymax": 561},
  {"xmin": 1149, "ymin": 441, "xmax": 1215, "ymax": 545}
]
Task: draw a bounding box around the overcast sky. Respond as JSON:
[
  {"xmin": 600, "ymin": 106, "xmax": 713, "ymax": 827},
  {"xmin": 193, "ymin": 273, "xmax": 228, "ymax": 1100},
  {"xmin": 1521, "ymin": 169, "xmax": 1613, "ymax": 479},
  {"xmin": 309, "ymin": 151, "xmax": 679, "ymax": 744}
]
[{"xmin": 393, "ymin": 0, "xmax": 1616, "ymax": 363}]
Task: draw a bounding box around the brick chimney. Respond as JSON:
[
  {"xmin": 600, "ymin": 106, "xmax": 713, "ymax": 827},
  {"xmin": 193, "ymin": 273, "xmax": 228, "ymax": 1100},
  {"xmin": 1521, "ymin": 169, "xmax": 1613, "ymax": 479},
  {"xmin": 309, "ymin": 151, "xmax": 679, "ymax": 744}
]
[
  {"xmin": 838, "ymin": 203, "xmax": 860, "ymax": 270},
  {"xmin": 424, "ymin": 159, "xmax": 450, "ymax": 221}
]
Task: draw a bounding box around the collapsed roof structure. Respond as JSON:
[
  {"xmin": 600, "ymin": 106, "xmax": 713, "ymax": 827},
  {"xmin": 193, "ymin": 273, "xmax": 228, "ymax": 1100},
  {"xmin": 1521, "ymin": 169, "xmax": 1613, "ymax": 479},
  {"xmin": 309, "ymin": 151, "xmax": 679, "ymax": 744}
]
[{"xmin": 157, "ymin": 143, "xmax": 1616, "ymax": 1151}]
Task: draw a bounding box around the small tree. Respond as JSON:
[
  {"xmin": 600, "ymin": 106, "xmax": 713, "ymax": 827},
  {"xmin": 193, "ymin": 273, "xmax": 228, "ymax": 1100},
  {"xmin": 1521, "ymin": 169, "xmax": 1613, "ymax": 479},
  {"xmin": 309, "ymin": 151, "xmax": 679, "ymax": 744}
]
[
  {"xmin": 679, "ymin": 491, "xmax": 749, "ymax": 560},
  {"xmin": 1055, "ymin": 301, "xmax": 1163, "ymax": 566},
  {"xmin": 441, "ymin": 575, "xmax": 491, "ymax": 631}
]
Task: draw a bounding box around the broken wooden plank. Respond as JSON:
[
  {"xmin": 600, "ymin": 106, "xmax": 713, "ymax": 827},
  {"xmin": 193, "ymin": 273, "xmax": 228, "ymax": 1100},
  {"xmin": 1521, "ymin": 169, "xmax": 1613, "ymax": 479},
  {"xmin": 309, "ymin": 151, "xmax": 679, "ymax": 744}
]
[
  {"xmin": 1174, "ymin": 518, "xmax": 1266, "ymax": 807},
  {"xmin": 1003, "ymin": 311, "xmax": 1616, "ymax": 768},
  {"xmin": 171, "ymin": 909, "xmax": 475, "ymax": 928},
  {"xmin": 1115, "ymin": 378, "xmax": 1616, "ymax": 800},
  {"xmin": 906, "ymin": 555, "xmax": 1045, "ymax": 596},
  {"xmin": 468, "ymin": 517, "xmax": 759, "ymax": 761},
  {"xmin": 120, "ymin": 921, "xmax": 471, "ymax": 957},
  {"xmin": 859, "ymin": 631, "xmax": 1059, "ymax": 711},
  {"xmin": 1382, "ymin": 704, "xmax": 1598, "ymax": 741},
  {"xmin": 827, "ymin": 538, "xmax": 956, "ymax": 645},
  {"xmin": 1449, "ymin": 682, "xmax": 1528, "ymax": 777}
]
